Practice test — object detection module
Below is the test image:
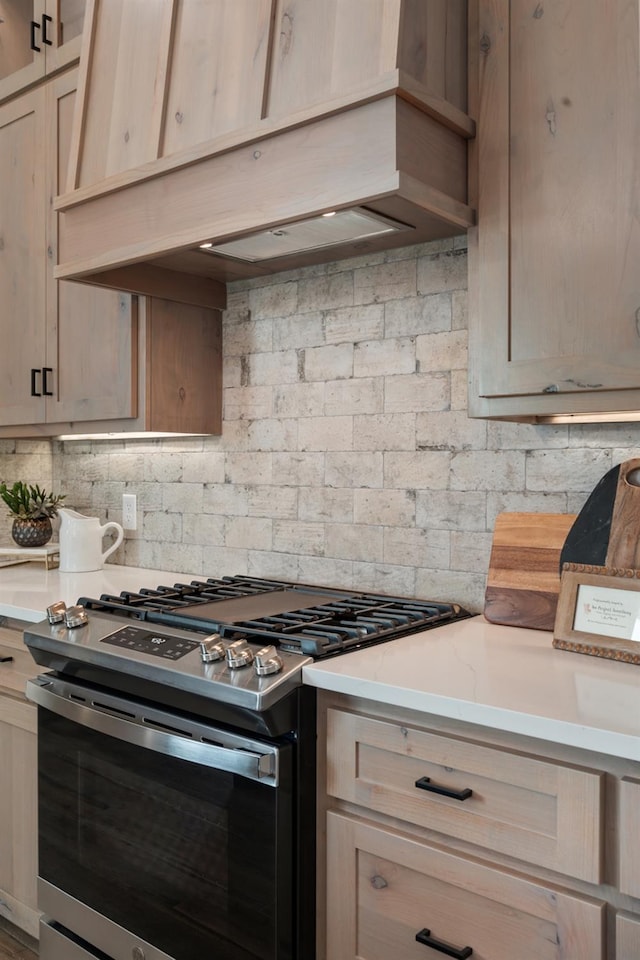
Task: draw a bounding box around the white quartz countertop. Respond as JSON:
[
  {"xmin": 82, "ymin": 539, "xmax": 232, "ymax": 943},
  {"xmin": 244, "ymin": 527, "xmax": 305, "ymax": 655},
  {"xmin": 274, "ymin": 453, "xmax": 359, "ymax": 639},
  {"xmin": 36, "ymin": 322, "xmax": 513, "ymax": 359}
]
[
  {"xmin": 0, "ymin": 562, "xmax": 195, "ymax": 622},
  {"xmin": 303, "ymin": 615, "xmax": 640, "ymax": 762}
]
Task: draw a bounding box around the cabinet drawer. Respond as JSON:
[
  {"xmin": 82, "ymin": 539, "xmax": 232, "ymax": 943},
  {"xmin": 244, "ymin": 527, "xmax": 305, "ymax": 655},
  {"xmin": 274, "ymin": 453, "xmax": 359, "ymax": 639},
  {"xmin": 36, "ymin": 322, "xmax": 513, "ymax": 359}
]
[
  {"xmin": 616, "ymin": 912, "xmax": 640, "ymax": 959},
  {"xmin": 0, "ymin": 625, "xmax": 40, "ymax": 701},
  {"xmin": 326, "ymin": 811, "xmax": 605, "ymax": 960},
  {"xmin": 619, "ymin": 778, "xmax": 640, "ymax": 898},
  {"xmin": 0, "ymin": 624, "xmax": 28, "ymax": 650},
  {"xmin": 0, "ymin": 690, "xmax": 36, "ymax": 735},
  {"xmin": 327, "ymin": 708, "xmax": 603, "ymax": 882}
]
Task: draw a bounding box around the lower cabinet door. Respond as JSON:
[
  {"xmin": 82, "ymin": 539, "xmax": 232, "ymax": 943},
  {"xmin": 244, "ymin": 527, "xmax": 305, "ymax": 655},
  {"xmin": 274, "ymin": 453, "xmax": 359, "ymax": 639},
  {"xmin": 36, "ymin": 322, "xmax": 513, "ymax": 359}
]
[
  {"xmin": 326, "ymin": 811, "xmax": 605, "ymax": 960},
  {"xmin": 0, "ymin": 697, "xmax": 39, "ymax": 938},
  {"xmin": 619, "ymin": 778, "xmax": 640, "ymax": 899},
  {"xmin": 616, "ymin": 912, "xmax": 640, "ymax": 959}
]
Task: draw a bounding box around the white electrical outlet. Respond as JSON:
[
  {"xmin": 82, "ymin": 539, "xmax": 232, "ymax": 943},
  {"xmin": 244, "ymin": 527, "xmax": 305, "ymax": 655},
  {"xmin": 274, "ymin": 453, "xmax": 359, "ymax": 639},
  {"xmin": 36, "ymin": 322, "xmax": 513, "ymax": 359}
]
[{"xmin": 122, "ymin": 493, "xmax": 137, "ymax": 530}]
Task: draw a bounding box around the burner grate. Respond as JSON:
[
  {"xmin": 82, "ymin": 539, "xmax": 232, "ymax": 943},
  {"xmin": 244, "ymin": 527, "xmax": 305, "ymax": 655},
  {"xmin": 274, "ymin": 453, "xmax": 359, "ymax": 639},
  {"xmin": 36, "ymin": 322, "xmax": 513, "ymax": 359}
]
[{"xmin": 78, "ymin": 576, "xmax": 470, "ymax": 658}]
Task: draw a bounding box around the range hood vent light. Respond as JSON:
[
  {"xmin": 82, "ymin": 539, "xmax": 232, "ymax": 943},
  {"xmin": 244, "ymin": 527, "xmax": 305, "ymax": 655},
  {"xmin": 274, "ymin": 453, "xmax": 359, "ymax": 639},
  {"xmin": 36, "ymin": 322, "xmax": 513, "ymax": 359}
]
[{"xmin": 199, "ymin": 208, "xmax": 412, "ymax": 263}]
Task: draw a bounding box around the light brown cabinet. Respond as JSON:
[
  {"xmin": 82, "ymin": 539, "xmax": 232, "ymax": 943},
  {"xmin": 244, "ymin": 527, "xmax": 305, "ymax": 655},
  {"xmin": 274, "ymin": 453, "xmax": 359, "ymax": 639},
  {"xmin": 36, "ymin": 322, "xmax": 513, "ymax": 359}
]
[
  {"xmin": 82, "ymin": 294, "xmax": 223, "ymax": 439},
  {"xmin": 0, "ymin": 68, "xmax": 136, "ymax": 430},
  {"xmin": 0, "ymin": 67, "xmax": 223, "ymax": 438},
  {"xmin": 0, "ymin": 0, "xmax": 84, "ymax": 103},
  {"xmin": 0, "ymin": 620, "xmax": 40, "ymax": 940},
  {"xmin": 319, "ymin": 693, "xmax": 640, "ymax": 960},
  {"xmin": 327, "ymin": 812, "xmax": 604, "ymax": 960},
  {"xmin": 619, "ymin": 778, "xmax": 640, "ymax": 900},
  {"xmin": 617, "ymin": 913, "xmax": 640, "ymax": 959},
  {"xmin": 326, "ymin": 706, "xmax": 603, "ymax": 883},
  {"xmin": 468, "ymin": 0, "xmax": 640, "ymax": 422}
]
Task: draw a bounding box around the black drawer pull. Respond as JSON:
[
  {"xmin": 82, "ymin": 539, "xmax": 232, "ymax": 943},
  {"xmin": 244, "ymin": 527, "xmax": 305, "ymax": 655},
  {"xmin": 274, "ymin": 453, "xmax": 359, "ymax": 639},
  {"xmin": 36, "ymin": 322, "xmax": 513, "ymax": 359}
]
[
  {"xmin": 416, "ymin": 928, "xmax": 473, "ymax": 958},
  {"xmin": 415, "ymin": 776, "xmax": 472, "ymax": 801},
  {"xmin": 42, "ymin": 14, "xmax": 53, "ymax": 45},
  {"xmin": 30, "ymin": 20, "xmax": 40, "ymax": 51},
  {"xmin": 30, "ymin": 368, "xmax": 41, "ymax": 396},
  {"xmin": 42, "ymin": 367, "xmax": 53, "ymax": 396}
]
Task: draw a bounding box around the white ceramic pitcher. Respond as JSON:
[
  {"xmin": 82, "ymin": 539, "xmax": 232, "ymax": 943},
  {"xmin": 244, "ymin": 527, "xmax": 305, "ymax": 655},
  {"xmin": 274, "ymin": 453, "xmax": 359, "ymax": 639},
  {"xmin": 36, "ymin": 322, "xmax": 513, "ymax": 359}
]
[{"xmin": 58, "ymin": 508, "xmax": 124, "ymax": 573}]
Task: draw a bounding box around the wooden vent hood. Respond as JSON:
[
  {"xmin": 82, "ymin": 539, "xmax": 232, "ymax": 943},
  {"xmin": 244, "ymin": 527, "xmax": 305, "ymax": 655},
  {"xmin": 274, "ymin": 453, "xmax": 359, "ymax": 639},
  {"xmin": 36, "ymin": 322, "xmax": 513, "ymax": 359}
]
[{"xmin": 55, "ymin": 0, "xmax": 475, "ymax": 308}]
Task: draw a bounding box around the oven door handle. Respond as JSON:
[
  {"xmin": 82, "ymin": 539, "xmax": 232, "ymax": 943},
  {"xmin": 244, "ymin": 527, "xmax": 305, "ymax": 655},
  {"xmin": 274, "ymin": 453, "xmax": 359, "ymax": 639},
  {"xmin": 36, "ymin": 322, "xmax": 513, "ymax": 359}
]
[{"xmin": 26, "ymin": 677, "xmax": 279, "ymax": 786}]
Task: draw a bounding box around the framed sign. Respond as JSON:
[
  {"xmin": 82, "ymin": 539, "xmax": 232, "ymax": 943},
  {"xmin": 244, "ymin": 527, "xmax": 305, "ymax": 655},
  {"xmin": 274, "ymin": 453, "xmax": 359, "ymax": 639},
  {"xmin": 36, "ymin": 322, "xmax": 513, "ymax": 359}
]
[{"xmin": 553, "ymin": 563, "xmax": 640, "ymax": 664}]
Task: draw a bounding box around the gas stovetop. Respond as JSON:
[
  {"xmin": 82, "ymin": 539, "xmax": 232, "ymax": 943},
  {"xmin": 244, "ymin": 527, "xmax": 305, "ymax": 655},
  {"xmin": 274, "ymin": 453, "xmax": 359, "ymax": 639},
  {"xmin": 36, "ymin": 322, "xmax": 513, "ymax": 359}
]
[
  {"xmin": 23, "ymin": 576, "xmax": 470, "ymax": 719},
  {"xmin": 76, "ymin": 574, "xmax": 470, "ymax": 657}
]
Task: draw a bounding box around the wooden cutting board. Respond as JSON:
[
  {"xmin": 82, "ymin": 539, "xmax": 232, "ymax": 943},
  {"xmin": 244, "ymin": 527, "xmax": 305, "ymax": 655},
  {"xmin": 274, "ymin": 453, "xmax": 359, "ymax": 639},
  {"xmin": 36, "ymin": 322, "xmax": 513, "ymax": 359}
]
[{"xmin": 484, "ymin": 512, "xmax": 577, "ymax": 631}]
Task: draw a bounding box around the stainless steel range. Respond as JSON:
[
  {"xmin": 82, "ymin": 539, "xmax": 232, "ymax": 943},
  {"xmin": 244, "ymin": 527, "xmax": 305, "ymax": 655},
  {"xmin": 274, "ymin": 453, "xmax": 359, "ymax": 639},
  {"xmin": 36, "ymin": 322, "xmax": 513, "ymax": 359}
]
[{"xmin": 24, "ymin": 575, "xmax": 469, "ymax": 960}]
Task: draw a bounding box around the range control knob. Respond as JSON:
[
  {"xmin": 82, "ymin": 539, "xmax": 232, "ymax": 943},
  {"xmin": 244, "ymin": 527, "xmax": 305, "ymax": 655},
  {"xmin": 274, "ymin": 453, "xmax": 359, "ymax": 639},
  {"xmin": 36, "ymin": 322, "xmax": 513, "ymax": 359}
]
[
  {"xmin": 47, "ymin": 601, "xmax": 67, "ymax": 624},
  {"xmin": 254, "ymin": 645, "xmax": 283, "ymax": 677},
  {"xmin": 64, "ymin": 605, "xmax": 88, "ymax": 628},
  {"xmin": 200, "ymin": 634, "xmax": 226, "ymax": 663},
  {"xmin": 225, "ymin": 639, "xmax": 254, "ymax": 669}
]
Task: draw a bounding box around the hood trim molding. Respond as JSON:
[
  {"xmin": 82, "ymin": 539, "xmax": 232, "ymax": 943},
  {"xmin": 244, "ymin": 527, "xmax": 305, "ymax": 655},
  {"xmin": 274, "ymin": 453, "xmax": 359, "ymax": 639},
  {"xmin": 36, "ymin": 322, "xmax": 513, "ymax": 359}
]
[{"xmin": 56, "ymin": 72, "xmax": 474, "ymax": 213}]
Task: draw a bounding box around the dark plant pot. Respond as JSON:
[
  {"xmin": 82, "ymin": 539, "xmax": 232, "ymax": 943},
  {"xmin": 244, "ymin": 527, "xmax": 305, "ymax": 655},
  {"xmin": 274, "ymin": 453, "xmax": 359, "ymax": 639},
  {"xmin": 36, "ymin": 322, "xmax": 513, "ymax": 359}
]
[{"xmin": 11, "ymin": 517, "xmax": 53, "ymax": 548}]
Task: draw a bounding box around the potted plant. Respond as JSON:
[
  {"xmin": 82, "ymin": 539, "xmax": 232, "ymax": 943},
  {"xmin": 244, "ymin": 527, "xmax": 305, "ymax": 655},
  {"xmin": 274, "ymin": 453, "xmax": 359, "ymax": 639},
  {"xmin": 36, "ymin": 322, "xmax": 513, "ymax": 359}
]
[{"xmin": 0, "ymin": 481, "xmax": 66, "ymax": 548}]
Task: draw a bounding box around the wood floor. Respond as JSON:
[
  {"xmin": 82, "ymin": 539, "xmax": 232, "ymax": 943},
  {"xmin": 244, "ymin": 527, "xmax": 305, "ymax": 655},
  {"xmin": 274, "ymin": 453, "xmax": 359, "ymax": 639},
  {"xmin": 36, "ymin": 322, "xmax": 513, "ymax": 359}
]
[{"xmin": 0, "ymin": 920, "xmax": 37, "ymax": 960}]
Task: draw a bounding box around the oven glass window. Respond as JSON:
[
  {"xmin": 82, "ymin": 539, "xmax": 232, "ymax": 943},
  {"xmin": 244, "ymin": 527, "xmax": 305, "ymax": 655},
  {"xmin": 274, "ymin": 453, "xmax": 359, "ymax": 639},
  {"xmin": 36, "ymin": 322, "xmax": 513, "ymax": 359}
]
[{"xmin": 38, "ymin": 710, "xmax": 293, "ymax": 960}]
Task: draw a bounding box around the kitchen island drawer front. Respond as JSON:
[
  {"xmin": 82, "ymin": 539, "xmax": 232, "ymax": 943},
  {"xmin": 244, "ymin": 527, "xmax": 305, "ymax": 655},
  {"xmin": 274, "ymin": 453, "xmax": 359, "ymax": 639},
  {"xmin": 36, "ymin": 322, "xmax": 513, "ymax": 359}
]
[
  {"xmin": 619, "ymin": 777, "xmax": 640, "ymax": 898},
  {"xmin": 326, "ymin": 811, "xmax": 605, "ymax": 960},
  {"xmin": 616, "ymin": 912, "xmax": 640, "ymax": 959},
  {"xmin": 326, "ymin": 708, "xmax": 603, "ymax": 883}
]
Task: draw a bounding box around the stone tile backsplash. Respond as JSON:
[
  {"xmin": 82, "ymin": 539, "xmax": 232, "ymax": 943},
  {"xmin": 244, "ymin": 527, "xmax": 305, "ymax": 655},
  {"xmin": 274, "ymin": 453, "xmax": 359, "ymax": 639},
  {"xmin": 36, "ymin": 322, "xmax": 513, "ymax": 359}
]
[{"xmin": 1, "ymin": 237, "xmax": 639, "ymax": 613}]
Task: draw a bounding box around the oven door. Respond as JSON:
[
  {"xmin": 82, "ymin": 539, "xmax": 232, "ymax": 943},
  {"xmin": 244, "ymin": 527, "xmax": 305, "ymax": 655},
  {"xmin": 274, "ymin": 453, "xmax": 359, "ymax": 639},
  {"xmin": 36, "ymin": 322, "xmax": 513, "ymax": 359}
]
[{"xmin": 27, "ymin": 675, "xmax": 295, "ymax": 960}]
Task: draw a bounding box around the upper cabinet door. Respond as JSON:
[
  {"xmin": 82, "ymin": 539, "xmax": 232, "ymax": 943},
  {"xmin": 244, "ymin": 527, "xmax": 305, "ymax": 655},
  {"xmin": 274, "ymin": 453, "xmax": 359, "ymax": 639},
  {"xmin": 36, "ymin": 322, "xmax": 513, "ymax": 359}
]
[
  {"xmin": 45, "ymin": 68, "xmax": 137, "ymax": 426},
  {"xmin": 0, "ymin": 67, "xmax": 137, "ymax": 434},
  {"xmin": 42, "ymin": 0, "xmax": 84, "ymax": 72},
  {"xmin": 0, "ymin": 1, "xmax": 47, "ymax": 100},
  {"xmin": 0, "ymin": 0, "xmax": 84, "ymax": 103},
  {"xmin": 469, "ymin": 0, "xmax": 640, "ymax": 422},
  {"xmin": 0, "ymin": 87, "xmax": 48, "ymax": 425}
]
